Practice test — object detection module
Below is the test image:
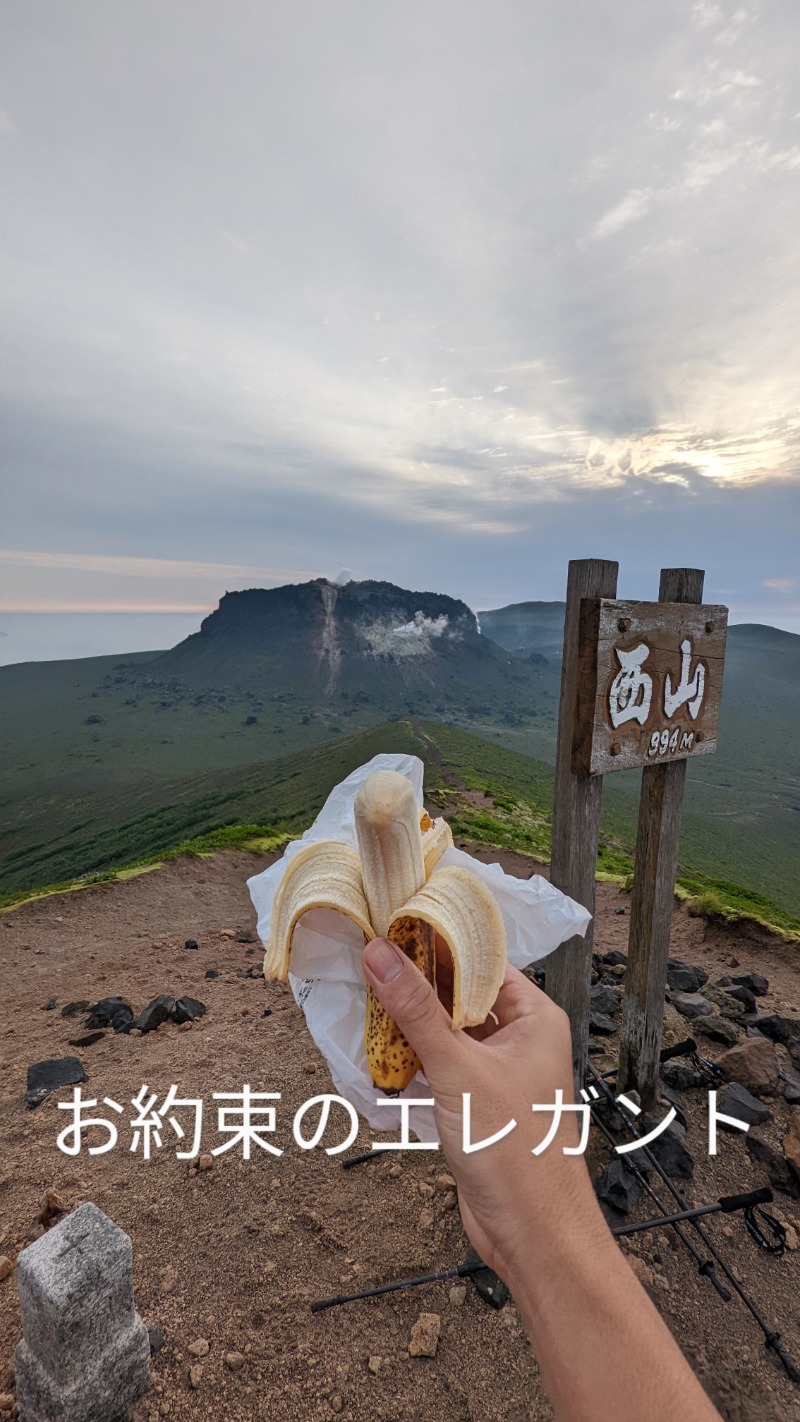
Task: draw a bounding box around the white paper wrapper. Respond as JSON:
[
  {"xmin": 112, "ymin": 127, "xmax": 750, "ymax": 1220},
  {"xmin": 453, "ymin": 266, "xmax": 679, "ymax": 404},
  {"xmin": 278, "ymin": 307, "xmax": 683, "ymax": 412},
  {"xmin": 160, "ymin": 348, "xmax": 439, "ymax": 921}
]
[{"xmin": 247, "ymin": 752, "xmax": 591, "ymax": 1142}]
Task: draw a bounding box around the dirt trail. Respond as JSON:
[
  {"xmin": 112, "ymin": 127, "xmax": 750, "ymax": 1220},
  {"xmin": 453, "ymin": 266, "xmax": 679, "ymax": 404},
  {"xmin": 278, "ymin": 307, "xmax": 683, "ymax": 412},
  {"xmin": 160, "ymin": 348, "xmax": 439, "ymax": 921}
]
[
  {"xmin": 410, "ymin": 719, "xmax": 466, "ymax": 797},
  {"xmin": 1, "ymin": 848, "xmax": 799, "ymax": 1422}
]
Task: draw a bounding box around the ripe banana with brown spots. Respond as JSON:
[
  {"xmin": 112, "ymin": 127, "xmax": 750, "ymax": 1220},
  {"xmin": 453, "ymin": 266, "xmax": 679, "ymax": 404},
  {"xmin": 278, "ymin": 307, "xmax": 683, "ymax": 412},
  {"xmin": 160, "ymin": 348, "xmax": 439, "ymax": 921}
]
[{"xmin": 264, "ymin": 768, "xmax": 507, "ymax": 1091}]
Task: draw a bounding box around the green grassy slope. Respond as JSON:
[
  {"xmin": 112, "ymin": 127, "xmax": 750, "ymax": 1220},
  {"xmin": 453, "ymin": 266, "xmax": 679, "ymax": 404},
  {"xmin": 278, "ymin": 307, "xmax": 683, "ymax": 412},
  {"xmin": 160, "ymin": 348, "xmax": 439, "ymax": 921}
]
[
  {"xmin": 3, "ymin": 716, "xmax": 796, "ymax": 937},
  {"xmin": 414, "ymin": 721, "xmax": 799, "ymax": 937},
  {"xmin": 1, "ymin": 605, "xmax": 797, "ymax": 921},
  {"xmin": 0, "ymin": 606, "xmax": 559, "ymax": 894},
  {"xmin": 0, "ymin": 720, "xmax": 440, "ymax": 899}
]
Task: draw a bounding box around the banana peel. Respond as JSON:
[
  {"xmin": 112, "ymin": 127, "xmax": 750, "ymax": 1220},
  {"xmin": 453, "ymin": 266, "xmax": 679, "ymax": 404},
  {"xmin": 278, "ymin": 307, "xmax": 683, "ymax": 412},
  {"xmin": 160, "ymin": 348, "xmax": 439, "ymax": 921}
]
[{"xmin": 264, "ymin": 770, "xmax": 507, "ymax": 1090}]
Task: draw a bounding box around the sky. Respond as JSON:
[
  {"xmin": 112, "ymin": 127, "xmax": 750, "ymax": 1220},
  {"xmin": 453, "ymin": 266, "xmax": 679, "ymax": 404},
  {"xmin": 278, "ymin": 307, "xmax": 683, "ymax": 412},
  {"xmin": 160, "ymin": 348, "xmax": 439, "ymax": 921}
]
[{"xmin": 2, "ymin": 0, "xmax": 799, "ymax": 667}]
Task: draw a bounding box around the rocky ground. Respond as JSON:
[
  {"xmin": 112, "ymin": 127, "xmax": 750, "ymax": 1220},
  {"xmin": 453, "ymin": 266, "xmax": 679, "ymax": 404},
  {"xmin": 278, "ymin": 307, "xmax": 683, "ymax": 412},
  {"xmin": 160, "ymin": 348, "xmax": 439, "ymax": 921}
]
[{"xmin": 1, "ymin": 844, "xmax": 799, "ymax": 1422}]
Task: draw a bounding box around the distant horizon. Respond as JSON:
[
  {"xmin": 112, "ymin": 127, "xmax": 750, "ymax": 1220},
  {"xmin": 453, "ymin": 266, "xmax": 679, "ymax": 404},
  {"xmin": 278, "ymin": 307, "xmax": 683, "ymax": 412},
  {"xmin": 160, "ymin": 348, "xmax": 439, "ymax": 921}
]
[{"xmin": 1, "ymin": 572, "xmax": 797, "ymax": 669}]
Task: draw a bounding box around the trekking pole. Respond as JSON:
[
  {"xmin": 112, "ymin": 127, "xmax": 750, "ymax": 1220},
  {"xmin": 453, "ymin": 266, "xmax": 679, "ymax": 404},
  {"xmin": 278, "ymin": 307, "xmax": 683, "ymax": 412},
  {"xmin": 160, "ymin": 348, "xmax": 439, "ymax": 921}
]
[
  {"xmin": 588, "ymin": 1088, "xmax": 732, "ymax": 1300},
  {"xmin": 612, "ymin": 1187, "xmax": 786, "ymax": 1256},
  {"xmin": 341, "ymin": 1149, "xmax": 378, "ymax": 1170},
  {"xmin": 310, "ymin": 1248, "xmax": 507, "ymax": 1313},
  {"xmin": 587, "ymin": 1062, "xmax": 800, "ymax": 1385},
  {"xmin": 311, "ymin": 1261, "xmax": 477, "ymax": 1312},
  {"xmin": 600, "ymin": 1037, "xmax": 724, "ymax": 1083}
]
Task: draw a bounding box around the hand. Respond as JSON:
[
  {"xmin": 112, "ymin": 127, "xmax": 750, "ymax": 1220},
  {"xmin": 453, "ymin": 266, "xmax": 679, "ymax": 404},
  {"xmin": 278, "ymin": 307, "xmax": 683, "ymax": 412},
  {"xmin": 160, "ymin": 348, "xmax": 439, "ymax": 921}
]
[
  {"xmin": 362, "ymin": 937, "xmax": 723, "ymax": 1422},
  {"xmin": 361, "ymin": 936, "xmax": 601, "ymax": 1284}
]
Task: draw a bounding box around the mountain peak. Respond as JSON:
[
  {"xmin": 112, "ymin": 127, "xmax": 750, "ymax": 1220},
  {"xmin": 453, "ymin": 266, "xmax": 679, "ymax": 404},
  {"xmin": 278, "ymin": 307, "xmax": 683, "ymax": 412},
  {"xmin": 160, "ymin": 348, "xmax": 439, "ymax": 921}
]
[{"xmin": 156, "ymin": 577, "xmax": 485, "ymax": 695}]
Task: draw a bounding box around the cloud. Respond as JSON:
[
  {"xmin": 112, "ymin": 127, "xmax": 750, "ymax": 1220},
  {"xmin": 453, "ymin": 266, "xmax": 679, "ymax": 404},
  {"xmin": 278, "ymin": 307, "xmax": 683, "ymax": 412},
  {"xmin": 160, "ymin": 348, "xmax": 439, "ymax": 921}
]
[
  {"xmin": 593, "ymin": 188, "xmax": 654, "ymax": 239},
  {"xmin": 762, "ymin": 577, "xmax": 797, "ymax": 594},
  {"xmin": 0, "ymin": 1, "xmax": 798, "ymax": 660},
  {"xmin": 0, "ymin": 600, "xmax": 216, "ymax": 614},
  {"xmin": 0, "ymin": 550, "xmax": 312, "ymax": 581}
]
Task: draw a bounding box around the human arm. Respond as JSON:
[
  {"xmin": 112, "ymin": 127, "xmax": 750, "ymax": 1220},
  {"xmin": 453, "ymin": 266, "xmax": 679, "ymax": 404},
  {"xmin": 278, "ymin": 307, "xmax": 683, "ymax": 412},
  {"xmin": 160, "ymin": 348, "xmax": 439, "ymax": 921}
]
[{"xmin": 362, "ymin": 937, "xmax": 721, "ymax": 1422}]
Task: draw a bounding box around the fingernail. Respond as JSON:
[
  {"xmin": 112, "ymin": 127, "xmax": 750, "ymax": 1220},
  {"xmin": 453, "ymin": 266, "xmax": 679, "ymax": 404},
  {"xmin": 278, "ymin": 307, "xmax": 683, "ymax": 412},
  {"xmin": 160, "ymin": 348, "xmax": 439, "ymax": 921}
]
[{"xmin": 364, "ymin": 937, "xmax": 405, "ymax": 984}]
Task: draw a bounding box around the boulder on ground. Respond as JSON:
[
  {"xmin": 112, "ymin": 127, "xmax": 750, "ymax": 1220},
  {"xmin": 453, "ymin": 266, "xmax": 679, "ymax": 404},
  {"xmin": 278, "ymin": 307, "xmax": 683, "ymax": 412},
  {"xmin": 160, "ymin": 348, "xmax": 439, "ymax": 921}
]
[
  {"xmin": 629, "ymin": 1120, "xmax": 695, "ymax": 1181},
  {"xmin": 715, "ymin": 1082, "xmax": 771, "ymax": 1129},
  {"xmin": 173, "ymin": 996, "xmax": 206, "ymax": 1024},
  {"xmin": 717, "ymin": 1037, "xmax": 781, "ymax": 1097},
  {"xmin": 751, "ymin": 1016, "xmax": 800, "ymax": 1068},
  {"xmin": 670, "ymin": 991, "xmax": 713, "ymax": 1020},
  {"xmin": 589, "ymin": 1011, "xmax": 618, "ymax": 1036},
  {"xmin": 590, "ymin": 984, "xmax": 619, "ymax": 1017},
  {"xmin": 700, "ymin": 984, "xmax": 745, "ymax": 1019},
  {"xmin": 85, "ymin": 997, "xmax": 134, "ymax": 1033},
  {"xmin": 661, "ymin": 1003, "xmax": 690, "ymax": 1049},
  {"xmin": 134, "ymin": 995, "xmax": 175, "ymax": 1033},
  {"xmin": 595, "ymin": 1160, "xmax": 641, "ymax": 1214},
  {"xmin": 747, "ymin": 1134, "xmax": 800, "ymax": 1198},
  {"xmin": 695, "ymin": 1015, "xmax": 740, "ymax": 1047},
  {"xmin": 730, "ymin": 972, "xmax": 769, "ymax": 997},
  {"xmin": 26, "ymin": 1058, "xmax": 86, "ymax": 1110},
  {"xmin": 718, "ymin": 983, "xmax": 757, "ymax": 1014},
  {"xmin": 60, "ymin": 1001, "xmax": 90, "ymax": 1020},
  {"xmin": 666, "ymin": 959, "xmax": 708, "ymax": 994},
  {"xmin": 661, "ymin": 1060, "xmax": 706, "ymax": 1092},
  {"xmin": 781, "ymin": 1065, "xmax": 800, "ymax": 1105}
]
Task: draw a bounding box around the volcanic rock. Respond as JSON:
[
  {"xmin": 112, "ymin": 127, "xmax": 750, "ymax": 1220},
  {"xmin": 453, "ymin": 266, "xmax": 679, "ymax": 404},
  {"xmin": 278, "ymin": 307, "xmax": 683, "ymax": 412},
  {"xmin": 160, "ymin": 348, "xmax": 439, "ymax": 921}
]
[
  {"xmin": 60, "ymin": 1001, "xmax": 90, "ymax": 1020},
  {"xmin": 589, "ymin": 1011, "xmax": 618, "ymax": 1036},
  {"xmin": 173, "ymin": 996, "xmax": 206, "ymax": 1024},
  {"xmin": 590, "ymin": 984, "xmax": 619, "ymax": 1017},
  {"xmin": 629, "ymin": 1120, "xmax": 695, "ymax": 1181},
  {"xmin": 595, "ymin": 1160, "xmax": 641, "ymax": 1214},
  {"xmin": 730, "ymin": 972, "xmax": 769, "ymax": 997},
  {"xmin": 747, "ymin": 1134, "xmax": 800, "ymax": 1198},
  {"xmin": 695, "ymin": 1015, "xmax": 740, "ymax": 1047},
  {"xmin": 717, "ymin": 1037, "xmax": 781, "ymax": 1097},
  {"xmin": 700, "ymin": 984, "xmax": 745, "ymax": 1019},
  {"xmin": 85, "ymin": 997, "xmax": 134, "ymax": 1033},
  {"xmin": 134, "ymin": 995, "xmax": 175, "ymax": 1033},
  {"xmin": 785, "ymin": 1112, "xmax": 800, "ymax": 1183},
  {"xmin": 670, "ymin": 991, "xmax": 713, "ymax": 1020},
  {"xmin": 661, "ymin": 1061, "xmax": 706, "ymax": 1092},
  {"xmin": 781, "ymin": 1065, "xmax": 800, "ymax": 1105},
  {"xmin": 68, "ymin": 1032, "xmax": 106, "ymax": 1048},
  {"xmin": 719, "ymin": 983, "xmax": 757, "ymax": 1014},
  {"xmin": 26, "ymin": 1057, "xmax": 86, "ymax": 1109},
  {"xmin": 666, "ymin": 959, "xmax": 708, "ymax": 994},
  {"xmin": 715, "ymin": 1082, "xmax": 771, "ymax": 1129},
  {"xmin": 751, "ymin": 1016, "xmax": 800, "ymax": 1068}
]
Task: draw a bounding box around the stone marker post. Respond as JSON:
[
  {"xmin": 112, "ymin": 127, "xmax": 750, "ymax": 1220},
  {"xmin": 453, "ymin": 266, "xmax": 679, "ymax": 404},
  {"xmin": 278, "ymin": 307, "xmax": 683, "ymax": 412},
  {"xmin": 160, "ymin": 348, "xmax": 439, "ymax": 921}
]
[{"xmin": 15, "ymin": 1202, "xmax": 150, "ymax": 1422}]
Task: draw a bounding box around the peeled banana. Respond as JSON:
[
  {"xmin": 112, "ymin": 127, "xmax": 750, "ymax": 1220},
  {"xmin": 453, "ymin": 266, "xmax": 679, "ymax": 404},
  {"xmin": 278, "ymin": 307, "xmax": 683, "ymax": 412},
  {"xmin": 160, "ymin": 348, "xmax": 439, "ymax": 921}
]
[{"xmin": 264, "ymin": 768, "xmax": 507, "ymax": 1090}]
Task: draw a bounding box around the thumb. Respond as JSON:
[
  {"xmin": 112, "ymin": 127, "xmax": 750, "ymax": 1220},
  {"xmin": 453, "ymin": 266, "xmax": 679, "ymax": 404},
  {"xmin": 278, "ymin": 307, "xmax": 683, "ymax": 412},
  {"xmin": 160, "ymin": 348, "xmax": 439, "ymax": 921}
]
[{"xmin": 362, "ymin": 937, "xmax": 468, "ymax": 1080}]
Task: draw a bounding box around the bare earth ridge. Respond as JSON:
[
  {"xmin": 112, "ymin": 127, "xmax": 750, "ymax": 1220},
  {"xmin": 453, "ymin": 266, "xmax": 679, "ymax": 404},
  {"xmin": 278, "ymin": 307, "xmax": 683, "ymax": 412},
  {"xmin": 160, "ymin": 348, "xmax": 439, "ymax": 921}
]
[{"xmin": 1, "ymin": 846, "xmax": 799, "ymax": 1422}]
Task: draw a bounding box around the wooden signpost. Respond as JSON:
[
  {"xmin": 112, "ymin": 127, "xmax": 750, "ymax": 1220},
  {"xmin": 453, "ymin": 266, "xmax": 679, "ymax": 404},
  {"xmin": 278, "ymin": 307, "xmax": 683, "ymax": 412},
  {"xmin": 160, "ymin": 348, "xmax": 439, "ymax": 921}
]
[{"xmin": 546, "ymin": 560, "xmax": 728, "ymax": 1103}]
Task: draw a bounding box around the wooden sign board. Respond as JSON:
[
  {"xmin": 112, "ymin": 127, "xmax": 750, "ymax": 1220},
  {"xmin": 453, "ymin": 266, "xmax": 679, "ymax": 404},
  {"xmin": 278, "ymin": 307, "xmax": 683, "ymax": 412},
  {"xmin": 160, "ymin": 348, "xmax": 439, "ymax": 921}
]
[{"xmin": 572, "ymin": 598, "xmax": 728, "ymax": 776}]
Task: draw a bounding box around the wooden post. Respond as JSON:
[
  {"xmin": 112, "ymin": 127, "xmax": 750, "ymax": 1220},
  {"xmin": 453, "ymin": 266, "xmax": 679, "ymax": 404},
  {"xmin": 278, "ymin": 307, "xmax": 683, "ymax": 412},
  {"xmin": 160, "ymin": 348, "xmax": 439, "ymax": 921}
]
[
  {"xmin": 546, "ymin": 557, "xmax": 618, "ymax": 1085},
  {"xmin": 617, "ymin": 567, "xmax": 705, "ymax": 1106}
]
